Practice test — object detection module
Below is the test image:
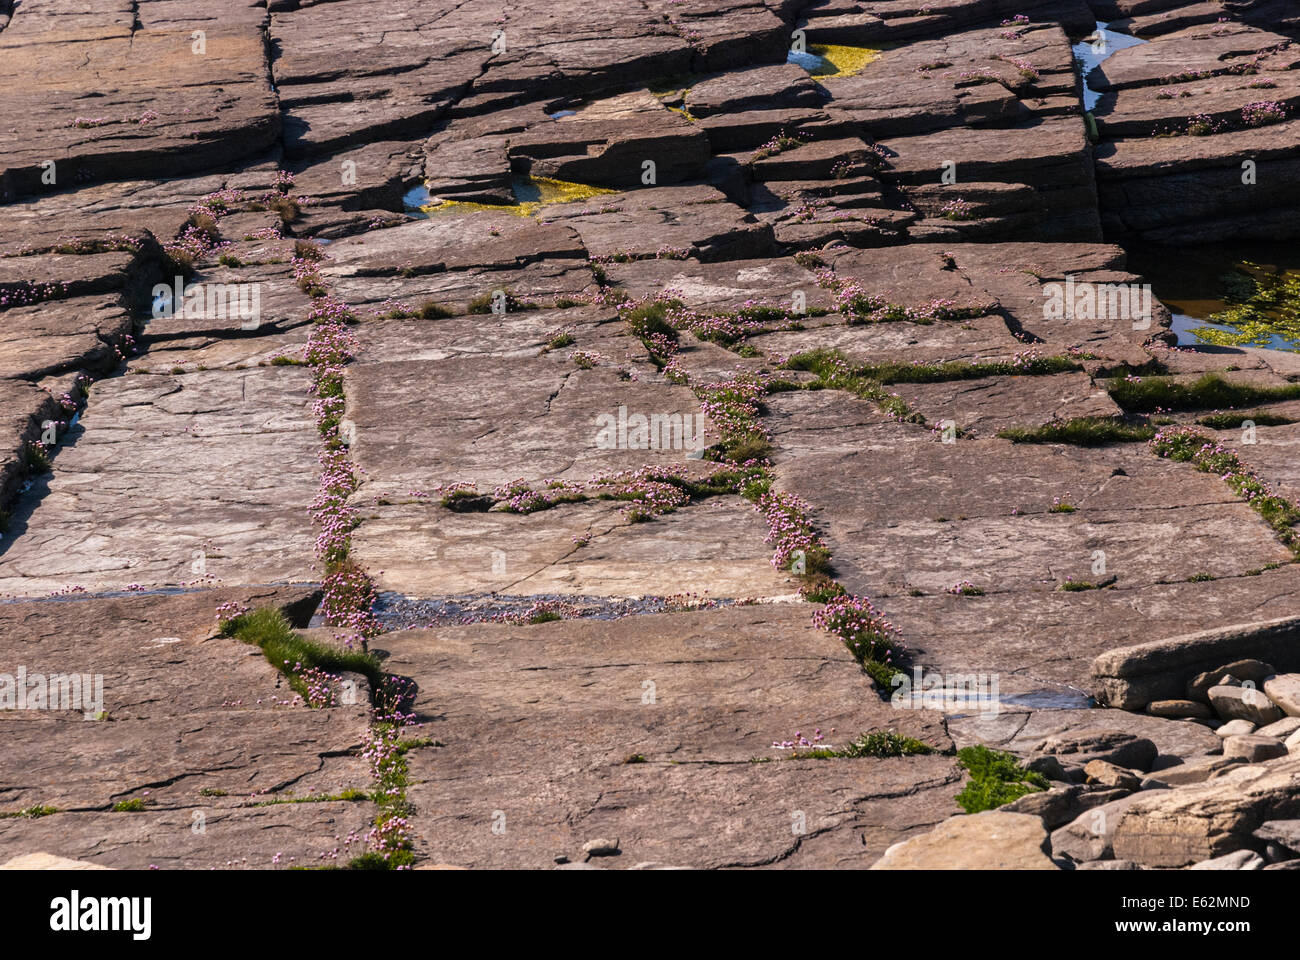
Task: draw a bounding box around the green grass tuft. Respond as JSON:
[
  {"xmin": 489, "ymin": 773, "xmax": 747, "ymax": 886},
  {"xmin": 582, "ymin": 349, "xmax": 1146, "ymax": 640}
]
[
  {"xmin": 954, "ymin": 745, "xmax": 1048, "ymax": 813},
  {"xmin": 998, "ymin": 417, "xmax": 1156, "ymax": 446},
  {"xmin": 1196, "ymin": 410, "xmax": 1296, "ymax": 429},
  {"xmin": 219, "ymin": 608, "xmax": 383, "ymax": 693},
  {"xmin": 1110, "ymin": 373, "xmax": 1300, "ymax": 413}
]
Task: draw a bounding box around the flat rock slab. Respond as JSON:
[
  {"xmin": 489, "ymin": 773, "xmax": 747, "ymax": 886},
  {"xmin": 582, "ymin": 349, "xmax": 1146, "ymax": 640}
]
[
  {"xmin": 353, "ymin": 306, "xmax": 628, "ymax": 364},
  {"xmin": 0, "ymin": 853, "xmax": 111, "ymax": 870},
  {"xmin": 896, "ymin": 371, "xmax": 1121, "ymax": 435},
  {"xmin": 344, "ymin": 353, "xmax": 707, "ymax": 496},
  {"xmin": 766, "ymin": 389, "xmax": 1293, "ymax": 601},
  {"xmin": 382, "ymin": 604, "xmax": 962, "ymax": 867},
  {"xmin": 603, "ymin": 257, "xmax": 832, "ymax": 314},
  {"xmin": 948, "ymin": 707, "xmax": 1221, "ymax": 765},
  {"xmin": 0, "ymin": 803, "xmax": 376, "ymax": 871},
  {"xmin": 0, "ymin": 368, "xmax": 320, "ymax": 596},
  {"xmin": 0, "ymin": 587, "xmax": 377, "ymax": 868},
  {"xmin": 538, "ymin": 185, "xmax": 776, "ymax": 263},
  {"xmin": 0, "ymin": 297, "xmax": 135, "ymax": 381},
  {"xmin": 751, "ymin": 313, "xmax": 1026, "ymax": 366},
  {"xmin": 0, "ymin": 1, "xmax": 279, "ymax": 196},
  {"xmin": 351, "ymin": 497, "xmax": 794, "ymax": 600}
]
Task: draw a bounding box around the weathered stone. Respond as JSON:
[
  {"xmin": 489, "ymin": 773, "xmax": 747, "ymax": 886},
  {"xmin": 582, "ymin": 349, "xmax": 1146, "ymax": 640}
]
[
  {"xmin": 1254, "ymin": 819, "xmax": 1300, "ymax": 854},
  {"xmin": 1034, "ymin": 732, "xmax": 1159, "ymax": 773},
  {"xmin": 1216, "ymin": 719, "xmax": 1258, "ymax": 738},
  {"xmin": 1257, "ymin": 717, "xmax": 1300, "ymax": 740},
  {"xmin": 1223, "ymin": 735, "xmax": 1289, "ymax": 763},
  {"xmin": 1208, "ymin": 685, "xmax": 1285, "ymax": 725},
  {"xmin": 1146, "ymin": 755, "xmax": 1244, "ymax": 787},
  {"xmin": 1051, "ymin": 791, "xmax": 1160, "ymax": 863},
  {"xmin": 1188, "ymin": 659, "xmax": 1276, "ymax": 701},
  {"xmin": 1093, "ymin": 618, "xmax": 1300, "ymax": 711},
  {"xmin": 1264, "ymin": 674, "xmax": 1300, "ymax": 718},
  {"xmin": 1147, "ymin": 699, "xmax": 1214, "ymax": 719},
  {"xmin": 1189, "ymin": 850, "xmax": 1266, "ymax": 870},
  {"xmin": 1112, "ymin": 758, "xmax": 1300, "ymax": 867},
  {"xmin": 0, "ymin": 853, "xmax": 112, "ymax": 871},
  {"xmin": 870, "ymin": 812, "xmax": 1058, "ymax": 870},
  {"xmin": 582, "ymin": 838, "xmax": 620, "ymax": 857},
  {"xmin": 1077, "ymin": 859, "xmax": 1141, "ymax": 870},
  {"xmin": 1084, "ymin": 760, "xmax": 1142, "ymax": 792},
  {"xmin": 1003, "ymin": 784, "xmax": 1129, "ymax": 829}
]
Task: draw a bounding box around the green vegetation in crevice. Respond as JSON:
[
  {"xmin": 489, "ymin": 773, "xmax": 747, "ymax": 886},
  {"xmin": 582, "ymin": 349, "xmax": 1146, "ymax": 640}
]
[
  {"xmin": 468, "ymin": 288, "xmax": 539, "ymax": 315},
  {"xmin": 997, "ymin": 417, "xmax": 1156, "ymax": 446},
  {"xmin": 781, "ymin": 349, "xmax": 924, "ymax": 424},
  {"xmin": 220, "ymin": 609, "xmax": 423, "ymax": 869},
  {"xmin": 346, "ymin": 678, "xmax": 421, "ymax": 870},
  {"xmin": 0, "ymin": 805, "xmax": 58, "ymax": 819},
  {"xmin": 1109, "ymin": 373, "xmax": 1300, "ymax": 413},
  {"xmin": 1059, "ymin": 579, "xmax": 1102, "ymax": 592},
  {"xmin": 252, "ymin": 788, "xmax": 371, "ymax": 807},
  {"xmin": 1150, "ymin": 426, "xmax": 1300, "ymax": 554},
  {"xmin": 1196, "ymin": 409, "xmax": 1296, "ymax": 429},
  {"xmin": 792, "ymin": 731, "xmax": 935, "ymax": 760},
  {"xmin": 218, "ymin": 607, "xmax": 384, "ymax": 698},
  {"xmin": 954, "ymin": 745, "xmax": 1048, "ymax": 814},
  {"xmin": 851, "ymin": 354, "xmax": 1081, "ymax": 384}
]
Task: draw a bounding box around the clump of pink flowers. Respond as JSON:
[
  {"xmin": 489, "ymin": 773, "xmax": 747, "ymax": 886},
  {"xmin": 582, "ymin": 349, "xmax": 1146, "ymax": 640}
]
[{"xmin": 811, "ymin": 594, "xmax": 904, "ymax": 665}]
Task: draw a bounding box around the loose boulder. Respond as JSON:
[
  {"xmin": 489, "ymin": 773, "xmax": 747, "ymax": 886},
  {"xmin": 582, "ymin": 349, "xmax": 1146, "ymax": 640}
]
[{"xmin": 870, "ymin": 812, "xmax": 1058, "ymax": 870}]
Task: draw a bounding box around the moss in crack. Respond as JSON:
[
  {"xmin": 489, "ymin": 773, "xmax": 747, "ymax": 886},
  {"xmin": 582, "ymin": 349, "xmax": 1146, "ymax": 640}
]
[{"xmin": 954, "ymin": 745, "xmax": 1048, "ymax": 813}]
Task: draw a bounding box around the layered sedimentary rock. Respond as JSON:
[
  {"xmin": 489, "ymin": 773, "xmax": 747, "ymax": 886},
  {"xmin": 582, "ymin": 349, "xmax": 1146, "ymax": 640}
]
[{"xmin": 0, "ymin": 0, "xmax": 1298, "ymax": 871}]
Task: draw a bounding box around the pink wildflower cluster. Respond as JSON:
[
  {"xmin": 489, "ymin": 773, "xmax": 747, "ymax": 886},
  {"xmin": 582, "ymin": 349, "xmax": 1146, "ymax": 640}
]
[
  {"xmin": 215, "ymin": 600, "xmax": 250, "ymax": 626},
  {"xmin": 664, "ymin": 301, "xmax": 801, "ymax": 345},
  {"xmin": 757, "ymin": 490, "xmax": 827, "ymax": 571},
  {"xmin": 697, "ymin": 373, "xmax": 769, "ymax": 456},
  {"xmin": 1242, "ymin": 100, "xmax": 1286, "ymax": 127},
  {"xmin": 811, "ymin": 594, "xmax": 904, "ymax": 664},
  {"xmin": 286, "ymin": 663, "xmax": 338, "ymax": 708},
  {"xmin": 940, "ymin": 197, "xmax": 975, "ymax": 221},
  {"xmin": 0, "ymin": 280, "xmax": 70, "ymax": 310},
  {"xmin": 589, "ymin": 465, "xmax": 694, "ymax": 521},
  {"xmin": 773, "ymin": 729, "xmax": 825, "ymax": 749},
  {"xmin": 492, "ymin": 477, "xmax": 584, "ymax": 514}
]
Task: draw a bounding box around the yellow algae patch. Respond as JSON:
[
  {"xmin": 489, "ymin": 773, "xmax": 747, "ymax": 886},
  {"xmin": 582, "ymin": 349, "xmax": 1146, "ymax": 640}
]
[
  {"xmin": 420, "ymin": 176, "xmax": 615, "ymax": 217},
  {"xmin": 648, "ymin": 83, "xmax": 698, "ymax": 122},
  {"xmin": 808, "ymin": 44, "xmax": 881, "ymax": 79},
  {"xmin": 519, "ymin": 176, "xmax": 616, "ymax": 205}
]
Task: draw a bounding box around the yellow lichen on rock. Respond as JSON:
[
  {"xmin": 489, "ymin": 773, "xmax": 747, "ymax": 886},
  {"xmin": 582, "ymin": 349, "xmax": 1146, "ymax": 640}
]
[
  {"xmin": 421, "ymin": 176, "xmax": 615, "ymax": 217},
  {"xmin": 808, "ymin": 44, "xmax": 881, "ymax": 79}
]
